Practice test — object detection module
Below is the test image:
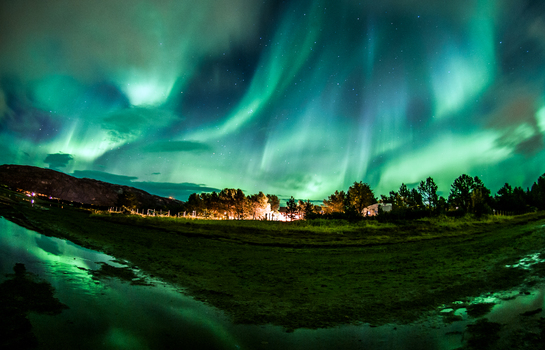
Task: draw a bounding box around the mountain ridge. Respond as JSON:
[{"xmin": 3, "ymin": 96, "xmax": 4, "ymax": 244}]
[{"xmin": 0, "ymin": 164, "xmax": 183, "ymax": 210}]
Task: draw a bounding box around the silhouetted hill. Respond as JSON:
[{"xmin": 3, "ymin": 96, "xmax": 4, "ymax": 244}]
[{"xmin": 0, "ymin": 164, "xmax": 183, "ymax": 210}]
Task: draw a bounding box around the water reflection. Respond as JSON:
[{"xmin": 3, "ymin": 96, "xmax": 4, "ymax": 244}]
[
  {"xmin": 0, "ymin": 217, "xmax": 239, "ymax": 350},
  {"xmin": 0, "ymin": 217, "xmax": 544, "ymax": 349}
]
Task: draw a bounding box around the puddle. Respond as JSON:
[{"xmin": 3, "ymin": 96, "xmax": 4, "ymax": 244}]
[{"xmin": 504, "ymin": 253, "xmax": 545, "ymax": 270}]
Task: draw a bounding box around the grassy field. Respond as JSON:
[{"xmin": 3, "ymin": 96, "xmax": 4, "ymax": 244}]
[
  {"xmin": 89, "ymin": 210, "xmax": 519, "ymax": 247},
  {"xmin": 1, "ymin": 187, "xmax": 545, "ymax": 332}
]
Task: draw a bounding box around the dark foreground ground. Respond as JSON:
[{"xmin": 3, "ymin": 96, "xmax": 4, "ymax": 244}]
[{"xmin": 1, "ymin": 188, "xmax": 545, "ymax": 348}]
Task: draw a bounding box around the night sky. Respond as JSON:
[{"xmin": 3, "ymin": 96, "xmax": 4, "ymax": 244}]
[{"xmin": 1, "ymin": 0, "xmax": 545, "ymax": 202}]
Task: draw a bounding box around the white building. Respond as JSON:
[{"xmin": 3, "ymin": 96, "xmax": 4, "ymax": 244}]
[{"xmin": 362, "ymin": 203, "xmax": 392, "ymax": 217}]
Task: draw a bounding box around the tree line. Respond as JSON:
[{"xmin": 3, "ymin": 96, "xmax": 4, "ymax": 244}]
[
  {"xmin": 182, "ymin": 173, "xmax": 545, "ymax": 221},
  {"xmin": 184, "ymin": 188, "xmax": 280, "ymax": 219},
  {"xmin": 319, "ymin": 173, "xmax": 545, "ymax": 221}
]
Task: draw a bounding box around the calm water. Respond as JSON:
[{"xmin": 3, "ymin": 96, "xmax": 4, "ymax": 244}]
[{"xmin": 1, "ymin": 217, "xmax": 543, "ymax": 349}]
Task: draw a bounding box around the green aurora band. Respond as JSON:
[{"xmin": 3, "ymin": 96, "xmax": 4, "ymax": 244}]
[{"xmin": 1, "ymin": 0, "xmax": 544, "ymax": 201}]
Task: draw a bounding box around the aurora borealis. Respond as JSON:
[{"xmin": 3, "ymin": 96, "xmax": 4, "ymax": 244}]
[{"xmin": 1, "ymin": 0, "xmax": 545, "ymax": 201}]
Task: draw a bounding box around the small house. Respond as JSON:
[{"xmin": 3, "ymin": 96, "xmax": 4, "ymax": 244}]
[{"xmin": 362, "ymin": 203, "xmax": 392, "ymax": 217}]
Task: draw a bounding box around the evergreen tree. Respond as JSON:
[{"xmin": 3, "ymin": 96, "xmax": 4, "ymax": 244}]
[
  {"xmin": 286, "ymin": 196, "xmax": 298, "ymax": 221},
  {"xmin": 495, "ymin": 183, "xmax": 515, "ymax": 212},
  {"xmin": 470, "ymin": 176, "xmax": 492, "ymax": 215},
  {"xmin": 409, "ymin": 188, "xmax": 423, "ymax": 209},
  {"xmin": 496, "ymin": 183, "xmax": 530, "ymax": 213},
  {"xmin": 185, "ymin": 193, "xmax": 204, "ymax": 214},
  {"xmin": 398, "ymin": 183, "xmax": 411, "ymax": 209},
  {"xmin": 417, "ymin": 177, "xmax": 438, "ymax": 210},
  {"xmin": 530, "ymin": 173, "xmax": 545, "ymax": 210},
  {"xmin": 299, "ymin": 199, "xmax": 318, "ymax": 219},
  {"xmin": 448, "ymin": 174, "xmax": 474, "ymax": 212}
]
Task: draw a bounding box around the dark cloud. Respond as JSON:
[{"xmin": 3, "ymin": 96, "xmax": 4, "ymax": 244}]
[
  {"xmin": 0, "ymin": 0, "xmax": 263, "ymax": 84},
  {"xmin": 483, "ymin": 88, "xmax": 544, "ymax": 155},
  {"xmin": 0, "ymin": 80, "xmax": 62, "ymax": 142},
  {"xmin": 0, "ymin": 87, "xmax": 7, "ymax": 118},
  {"xmin": 72, "ymin": 169, "xmax": 220, "ymax": 200},
  {"xmin": 72, "ymin": 170, "xmax": 138, "ymax": 184},
  {"xmin": 90, "ymin": 82, "xmax": 131, "ymax": 109},
  {"xmin": 144, "ymin": 141, "xmax": 212, "ymax": 153},
  {"xmin": 256, "ymin": 172, "xmax": 322, "ymax": 193},
  {"xmin": 3, "ymin": 107, "xmax": 59, "ymax": 143},
  {"xmin": 101, "ymin": 108, "xmax": 148, "ymax": 142},
  {"xmin": 44, "ymin": 153, "xmax": 73, "ymax": 169},
  {"xmin": 514, "ymin": 134, "xmax": 544, "ymax": 156},
  {"xmin": 276, "ymin": 197, "xmax": 323, "ymax": 206},
  {"xmin": 130, "ymin": 181, "xmax": 221, "ymax": 200},
  {"xmin": 101, "ymin": 107, "xmax": 178, "ymax": 142},
  {"xmin": 406, "ymin": 97, "xmax": 432, "ymax": 127}
]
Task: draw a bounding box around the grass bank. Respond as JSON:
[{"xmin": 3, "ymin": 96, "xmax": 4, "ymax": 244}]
[{"xmin": 1, "ymin": 188, "xmax": 545, "ymax": 331}]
